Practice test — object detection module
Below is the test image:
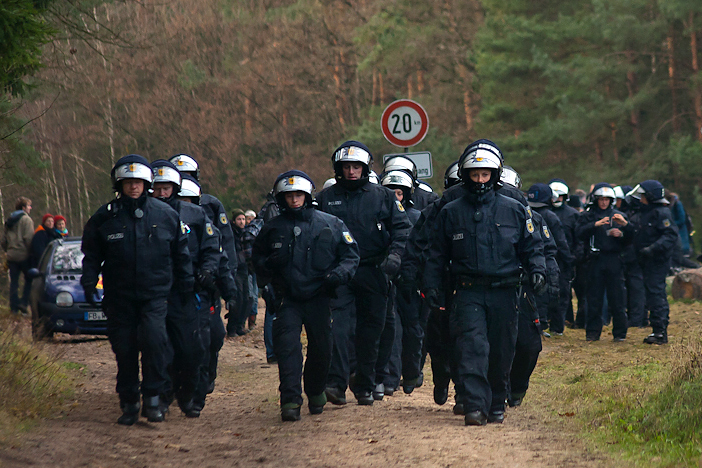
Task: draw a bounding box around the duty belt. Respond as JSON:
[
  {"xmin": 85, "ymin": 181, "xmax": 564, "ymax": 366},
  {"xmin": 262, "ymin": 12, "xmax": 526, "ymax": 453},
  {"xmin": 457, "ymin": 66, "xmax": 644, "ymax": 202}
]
[{"xmin": 455, "ymin": 274, "xmax": 522, "ymax": 290}]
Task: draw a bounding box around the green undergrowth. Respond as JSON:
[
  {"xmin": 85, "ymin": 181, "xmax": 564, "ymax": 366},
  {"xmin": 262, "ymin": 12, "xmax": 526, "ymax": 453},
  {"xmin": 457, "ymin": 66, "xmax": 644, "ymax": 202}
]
[
  {"xmin": 0, "ymin": 313, "xmax": 74, "ymax": 442},
  {"xmin": 531, "ymin": 306, "xmax": 702, "ymax": 467}
]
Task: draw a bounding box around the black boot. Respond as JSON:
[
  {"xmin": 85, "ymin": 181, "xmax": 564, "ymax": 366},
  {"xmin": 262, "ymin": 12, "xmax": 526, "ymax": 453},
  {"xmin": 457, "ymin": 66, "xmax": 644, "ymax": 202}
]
[
  {"xmin": 117, "ymin": 401, "xmax": 140, "ymax": 426},
  {"xmin": 142, "ymin": 396, "xmax": 165, "ymax": 422},
  {"xmin": 643, "ymin": 332, "xmax": 668, "ymax": 345},
  {"xmin": 464, "ymin": 410, "xmax": 488, "ymax": 426},
  {"xmin": 281, "ymin": 404, "xmax": 301, "ymax": 422},
  {"xmin": 178, "ymin": 398, "xmax": 201, "ymax": 418}
]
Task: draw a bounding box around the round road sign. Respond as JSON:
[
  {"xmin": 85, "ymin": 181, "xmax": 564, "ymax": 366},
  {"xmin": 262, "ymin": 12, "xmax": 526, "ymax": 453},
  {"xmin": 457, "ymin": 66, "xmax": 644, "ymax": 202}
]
[{"xmin": 381, "ymin": 99, "xmax": 429, "ymax": 148}]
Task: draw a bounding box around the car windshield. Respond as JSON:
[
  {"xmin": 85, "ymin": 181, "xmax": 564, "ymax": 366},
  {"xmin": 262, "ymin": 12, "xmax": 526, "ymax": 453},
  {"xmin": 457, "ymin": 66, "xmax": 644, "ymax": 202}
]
[{"xmin": 51, "ymin": 242, "xmax": 84, "ymax": 274}]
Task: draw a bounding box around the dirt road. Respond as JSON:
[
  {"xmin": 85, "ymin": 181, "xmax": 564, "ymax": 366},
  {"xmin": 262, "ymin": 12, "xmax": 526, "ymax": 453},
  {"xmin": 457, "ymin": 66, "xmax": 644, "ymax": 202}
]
[{"xmin": 0, "ymin": 308, "xmax": 610, "ymax": 468}]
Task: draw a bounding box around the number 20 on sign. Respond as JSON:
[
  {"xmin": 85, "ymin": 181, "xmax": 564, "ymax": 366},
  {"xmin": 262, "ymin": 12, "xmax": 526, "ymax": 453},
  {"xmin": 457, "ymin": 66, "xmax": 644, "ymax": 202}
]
[{"xmin": 380, "ymin": 99, "xmax": 429, "ymax": 148}]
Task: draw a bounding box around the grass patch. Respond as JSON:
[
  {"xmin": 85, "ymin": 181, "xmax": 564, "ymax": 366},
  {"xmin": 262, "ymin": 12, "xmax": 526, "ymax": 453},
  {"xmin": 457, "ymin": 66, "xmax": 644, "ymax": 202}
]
[
  {"xmin": 530, "ymin": 300, "xmax": 702, "ymax": 467},
  {"xmin": 0, "ymin": 314, "xmax": 75, "ymax": 443}
]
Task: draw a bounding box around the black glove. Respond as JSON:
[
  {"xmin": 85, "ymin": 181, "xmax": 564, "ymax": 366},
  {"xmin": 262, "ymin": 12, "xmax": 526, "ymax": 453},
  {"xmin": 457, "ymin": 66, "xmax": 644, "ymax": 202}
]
[
  {"xmin": 640, "ymin": 246, "xmax": 654, "ymax": 258},
  {"xmin": 381, "ymin": 253, "xmax": 401, "ymax": 280},
  {"xmin": 83, "ymin": 285, "xmax": 98, "ymax": 307},
  {"xmin": 197, "ymin": 269, "xmax": 218, "ymax": 296},
  {"xmin": 531, "ymin": 273, "xmax": 546, "ymax": 295},
  {"xmin": 422, "ymin": 288, "xmax": 441, "ymax": 309}
]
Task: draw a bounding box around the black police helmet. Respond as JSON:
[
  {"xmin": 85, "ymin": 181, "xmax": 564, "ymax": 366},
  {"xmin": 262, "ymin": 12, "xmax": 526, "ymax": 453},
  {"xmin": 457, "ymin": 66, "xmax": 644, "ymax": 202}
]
[
  {"xmin": 639, "ymin": 180, "xmax": 668, "ymax": 204},
  {"xmin": 444, "ymin": 160, "xmax": 460, "ymax": 189}
]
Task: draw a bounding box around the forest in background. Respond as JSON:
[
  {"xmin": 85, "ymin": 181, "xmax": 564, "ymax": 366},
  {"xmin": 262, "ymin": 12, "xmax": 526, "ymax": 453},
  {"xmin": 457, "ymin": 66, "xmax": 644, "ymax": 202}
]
[{"xmin": 2, "ymin": 0, "xmax": 702, "ymax": 236}]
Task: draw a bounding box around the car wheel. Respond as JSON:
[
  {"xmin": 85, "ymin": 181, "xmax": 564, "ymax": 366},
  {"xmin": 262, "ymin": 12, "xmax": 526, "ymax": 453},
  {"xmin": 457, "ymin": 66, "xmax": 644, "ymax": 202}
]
[{"xmin": 31, "ymin": 306, "xmax": 54, "ymax": 341}]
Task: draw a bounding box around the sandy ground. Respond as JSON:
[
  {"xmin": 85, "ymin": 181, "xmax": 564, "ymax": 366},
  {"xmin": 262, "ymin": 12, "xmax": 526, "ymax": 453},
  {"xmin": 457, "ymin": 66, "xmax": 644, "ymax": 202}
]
[{"xmin": 0, "ymin": 303, "xmax": 611, "ymax": 468}]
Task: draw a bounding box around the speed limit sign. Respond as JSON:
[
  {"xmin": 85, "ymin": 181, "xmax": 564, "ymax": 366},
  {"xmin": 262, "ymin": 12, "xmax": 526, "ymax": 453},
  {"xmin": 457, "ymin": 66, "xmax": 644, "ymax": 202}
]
[{"xmin": 380, "ymin": 99, "xmax": 429, "ymax": 148}]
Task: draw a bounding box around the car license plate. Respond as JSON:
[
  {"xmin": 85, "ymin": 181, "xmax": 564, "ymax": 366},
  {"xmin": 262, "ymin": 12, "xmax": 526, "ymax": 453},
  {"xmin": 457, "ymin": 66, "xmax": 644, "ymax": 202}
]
[{"xmin": 85, "ymin": 311, "xmax": 107, "ymax": 321}]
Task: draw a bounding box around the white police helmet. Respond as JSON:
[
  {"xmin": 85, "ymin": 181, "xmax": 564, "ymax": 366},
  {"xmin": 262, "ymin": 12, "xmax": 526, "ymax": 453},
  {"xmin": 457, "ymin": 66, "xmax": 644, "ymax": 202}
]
[
  {"xmin": 169, "ymin": 154, "xmax": 200, "ymax": 180},
  {"xmin": 179, "ymin": 174, "xmax": 202, "ymax": 203},
  {"xmin": 369, "ymin": 170, "xmax": 380, "ymax": 184},
  {"xmin": 322, "ymin": 178, "xmax": 337, "ymax": 190},
  {"xmin": 500, "ymin": 166, "xmax": 522, "ymax": 189},
  {"xmin": 111, "ymin": 154, "xmax": 153, "ymax": 191},
  {"xmin": 383, "ymin": 155, "xmax": 418, "ymax": 180}
]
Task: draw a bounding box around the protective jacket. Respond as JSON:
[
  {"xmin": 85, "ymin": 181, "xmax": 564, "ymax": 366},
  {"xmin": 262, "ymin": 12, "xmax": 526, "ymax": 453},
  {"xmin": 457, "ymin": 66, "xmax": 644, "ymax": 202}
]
[
  {"xmin": 252, "ymin": 207, "xmax": 360, "ymax": 301},
  {"xmin": 631, "ymin": 204, "xmax": 679, "ymax": 259},
  {"xmin": 81, "ymin": 194, "xmax": 194, "ymax": 302},
  {"xmin": 424, "ymin": 191, "xmax": 546, "ymax": 289},
  {"xmin": 316, "ymin": 181, "xmax": 410, "ymax": 265},
  {"xmin": 575, "ymin": 205, "xmax": 633, "ymax": 253}
]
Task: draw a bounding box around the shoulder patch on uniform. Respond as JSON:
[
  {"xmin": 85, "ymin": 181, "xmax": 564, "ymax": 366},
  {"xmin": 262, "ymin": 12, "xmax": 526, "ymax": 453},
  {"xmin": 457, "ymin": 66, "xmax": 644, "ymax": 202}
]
[
  {"xmin": 526, "ymin": 206, "xmax": 533, "ymax": 217},
  {"xmin": 395, "ymin": 200, "xmax": 405, "ymax": 213},
  {"xmin": 180, "ymin": 221, "xmax": 191, "ymax": 235},
  {"xmin": 206, "ymin": 223, "xmax": 214, "ymax": 236},
  {"xmin": 526, "ymin": 219, "xmax": 535, "ymax": 234},
  {"xmin": 220, "ymin": 213, "xmax": 228, "ymax": 225},
  {"xmin": 542, "ymin": 225, "xmax": 550, "ymax": 238},
  {"xmin": 663, "ymin": 219, "xmax": 671, "ymax": 228},
  {"xmin": 342, "ymin": 231, "xmax": 354, "ymax": 244}
]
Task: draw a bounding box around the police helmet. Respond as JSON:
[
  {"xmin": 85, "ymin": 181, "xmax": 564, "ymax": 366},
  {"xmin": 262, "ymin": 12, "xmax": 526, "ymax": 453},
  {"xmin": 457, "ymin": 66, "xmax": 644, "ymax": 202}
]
[
  {"xmin": 111, "ymin": 154, "xmax": 153, "ymax": 192},
  {"xmin": 179, "ymin": 173, "xmax": 202, "ymax": 204},
  {"xmin": 322, "ymin": 178, "xmax": 337, "ymax": 190},
  {"xmin": 526, "ymin": 183, "xmax": 553, "ymax": 208},
  {"xmin": 500, "ymin": 165, "xmax": 522, "ymax": 189},
  {"xmin": 331, "ymin": 141, "xmax": 373, "ymax": 182},
  {"xmin": 635, "ymin": 180, "xmax": 669, "ymax": 204},
  {"xmin": 459, "ymin": 139, "xmax": 504, "ymax": 167},
  {"xmin": 417, "ymin": 180, "xmax": 434, "ymax": 193},
  {"xmin": 444, "ymin": 161, "xmax": 460, "ymax": 189},
  {"xmin": 380, "ymin": 170, "xmax": 414, "ymax": 202},
  {"xmin": 459, "ymin": 146, "xmax": 502, "ymax": 195},
  {"xmin": 383, "ymin": 155, "xmax": 417, "ymax": 181},
  {"xmin": 151, "ymin": 160, "xmax": 182, "ymax": 188},
  {"xmin": 548, "ymin": 179, "xmax": 569, "ymax": 207},
  {"xmin": 273, "ymin": 170, "xmax": 315, "ymax": 211},
  {"xmin": 591, "ymin": 182, "xmax": 616, "ymax": 201},
  {"xmin": 169, "ymin": 154, "xmax": 200, "ymax": 180},
  {"xmin": 613, "ymin": 186, "xmax": 625, "ymax": 200},
  {"xmin": 369, "ymin": 170, "xmax": 380, "ymax": 184}
]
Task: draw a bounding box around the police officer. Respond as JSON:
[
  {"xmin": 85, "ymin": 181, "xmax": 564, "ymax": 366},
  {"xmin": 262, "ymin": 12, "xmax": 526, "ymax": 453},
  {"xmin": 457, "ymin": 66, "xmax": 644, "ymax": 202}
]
[
  {"xmin": 400, "ymin": 140, "xmax": 504, "ymax": 415},
  {"xmin": 383, "ymin": 154, "xmax": 439, "ymax": 210},
  {"xmin": 526, "ymin": 183, "xmax": 573, "ymax": 335},
  {"xmin": 81, "ymin": 155, "xmax": 193, "ymax": 425},
  {"xmin": 169, "ymin": 154, "xmax": 239, "ymax": 331},
  {"xmin": 499, "ymin": 168, "xmax": 555, "ymax": 408},
  {"xmin": 548, "ymin": 179, "xmax": 581, "ymax": 328},
  {"xmin": 318, "ymin": 141, "xmax": 410, "ymax": 406},
  {"xmin": 575, "ymin": 183, "xmax": 632, "ymax": 342},
  {"xmin": 629, "ymin": 181, "xmax": 679, "ymax": 344},
  {"xmin": 150, "ymin": 161, "xmax": 221, "ymax": 417},
  {"xmin": 618, "ymin": 186, "xmax": 647, "ymax": 328},
  {"xmin": 423, "ymin": 149, "xmax": 546, "ymax": 426},
  {"xmin": 377, "ymin": 170, "xmax": 424, "ymax": 397},
  {"xmin": 253, "ymin": 171, "xmax": 359, "ymax": 421},
  {"xmin": 175, "ymin": 174, "xmax": 237, "ymax": 413}
]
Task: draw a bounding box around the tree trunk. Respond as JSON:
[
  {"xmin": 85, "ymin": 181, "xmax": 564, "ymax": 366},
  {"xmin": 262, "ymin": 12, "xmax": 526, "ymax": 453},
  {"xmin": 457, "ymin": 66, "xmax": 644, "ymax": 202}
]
[
  {"xmin": 668, "ymin": 26, "xmax": 680, "ymax": 133},
  {"xmin": 372, "ymin": 68, "xmax": 378, "ymax": 106},
  {"xmin": 689, "ymin": 11, "xmax": 702, "ymax": 142},
  {"xmin": 671, "ymin": 268, "xmax": 702, "ymax": 300},
  {"xmin": 379, "ymin": 71, "xmax": 385, "ymax": 105},
  {"xmin": 417, "ymin": 69, "xmax": 424, "ymax": 97},
  {"xmin": 407, "ymin": 74, "xmax": 413, "ymax": 99},
  {"xmin": 625, "ymin": 52, "xmax": 641, "ymax": 152}
]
